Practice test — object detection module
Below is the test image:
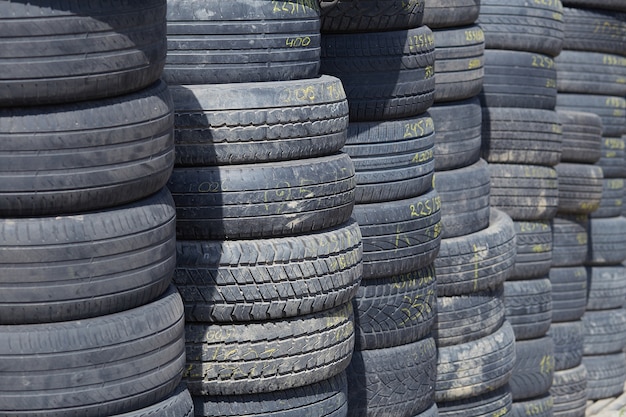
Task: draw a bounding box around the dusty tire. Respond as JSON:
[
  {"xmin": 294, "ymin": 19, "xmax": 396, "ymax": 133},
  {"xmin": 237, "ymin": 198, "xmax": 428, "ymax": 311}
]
[
  {"xmin": 562, "ymin": 7, "xmax": 626, "ymax": 55},
  {"xmin": 587, "ymin": 216, "xmax": 626, "ymax": 266},
  {"xmin": 556, "ymin": 51, "xmax": 626, "ymax": 97},
  {"xmin": 504, "ymin": 278, "xmax": 553, "ymax": 340},
  {"xmin": 551, "ymin": 215, "xmax": 589, "ymax": 268},
  {"xmin": 353, "ymin": 189, "xmax": 442, "ymax": 280},
  {"xmin": 423, "ymin": 0, "xmax": 480, "ymax": 29},
  {"xmin": 438, "ymin": 385, "xmax": 513, "ymax": 417},
  {"xmin": 0, "ymin": 286, "xmax": 185, "ymax": 417},
  {"xmin": 0, "ymin": 1, "xmax": 167, "ymax": 106},
  {"xmin": 550, "ymin": 365, "xmax": 588, "ymax": 417},
  {"xmin": 508, "ymin": 336, "xmax": 555, "ymax": 401},
  {"xmin": 184, "ymin": 303, "xmax": 354, "ymax": 396},
  {"xmin": 436, "ymin": 321, "xmax": 516, "ymax": 402},
  {"xmin": 343, "ymin": 115, "xmax": 435, "ymax": 203},
  {"xmin": 586, "ymin": 265, "xmax": 626, "ymax": 311},
  {"xmin": 434, "ymin": 159, "xmax": 491, "ymax": 238},
  {"xmin": 0, "ymin": 80, "xmax": 174, "ymax": 216},
  {"xmin": 434, "ymin": 286, "xmax": 506, "ymax": 347},
  {"xmin": 489, "ymin": 164, "xmax": 559, "ymax": 221},
  {"xmin": 0, "ymin": 188, "xmax": 176, "ymax": 324},
  {"xmin": 557, "ymin": 94, "xmax": 626, "ymax": 138},
  {"xmin": 582, "ymin": 308, "xmax": 626, "ymax": 355},
  {"xmin": 430, "ymin": 97, "xmax": 482, "ymax": 171},
  {"xmin": 433, "ymin": 24, "xmax": 485, "ymax": 103},
  {"xmin": 549, "ymin": 266, "xmax": 588, "ymax": 323},
  {"xmin": 175, "ymin": 219, "xmax": 362, "ymax": 323},
  {"xmin": 165, "ymin": 0, "xmax": 321, "ymax": 84},
  {"xmin": 548, "ymin": 320, "xmax": 584, "ymax": 371},
  {"xmin": 347, "ymin": 337, "xmax": 437, "ymax": 417},
  {"xmin": 596, "ymin": 136, "xmax": 626, "ymax": 178},
  {"xmin": 583, "ymin": 352, "xmax": 626, "ymax": 400},
  {"xmin": 353, "ymin": 264, "xmax": 436, "ymax": 350},
  {"xmin": 478, "ymin": 0, "xmax": 564, "ymax": 57},
  {"xmin": 480, "ymin": 50, "xmax": 557, "ymax": 110},
  {"xmin": 124, "ymin": 385, "xmax": 194, "ymax": 417},
  {"xmin": 557, "ymin": 110, "xmax": 603, "ymax": 164},
  {"xmin": 192, "ymin": 372, "xmax": 348, "ymax": 417},
  {"xmin": 590, "ymin": 178, "xmax": 624, "ymax": 218},
  {"xmin": 481, "ymin": 107, "xmax": 562, "ymax": 166},
  {"xmin": 320, "ymin": 0, "xmax": 424, "ymax": 33},
  {"xmin": 435, "ymin": 208, "xmax": 517, "ymax": 296},
  {"xmin": 555, "ymin": 163, "xmax": 604, "ymax": 215},
  {"xmin": 510, "ymin": 394, "xmax": 554, "ymax": 417},
  {"xmin": 321, "ymin": 26, "xmax": 436, "ymax": 121},
  {"xmin": 510, "ymin": 220, "xmax": 553, "ymax": 280},
  {"xmin": 169, "ymin": 75, "xmax": 349, "ymax": 166},
  {"xmin": 168, "ymin": 153, "xmax": 356, "ymax": 240}
]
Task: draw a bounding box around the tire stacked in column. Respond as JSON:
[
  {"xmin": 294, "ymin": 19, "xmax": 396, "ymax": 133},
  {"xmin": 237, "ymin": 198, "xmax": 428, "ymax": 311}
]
[
  {"xmin": 0, "ymin": 2, "xmax": 193, "ymax": 415},
  {"xmin": 555, "ymin": 0, "xmax": 626, "ymax": 407},
  {"xmin": 320, "ymin": 3, "xmax": 441, "ymax": 416},
  {"xmin": 423, "ymin": 2, "xmax": 519, "ymax": 416},
  {"xmin": 477, "ymin": 1, "xmax": 567, "ymax": 415},
  {"xmin": 163, "ymin": 2, "xmax": 362, "ymax": 416}
]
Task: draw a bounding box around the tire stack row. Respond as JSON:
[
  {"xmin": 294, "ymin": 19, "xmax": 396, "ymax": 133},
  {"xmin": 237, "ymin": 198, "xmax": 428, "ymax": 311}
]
[
  {"xmin": 0, "ymin": 2, "xmax": 194, "ymax": 416},
  {"xmin": 319, "ymin": 3, "xmax": 441, "ymax": 416},
  {"xmin": 426, "ymin": 2, "xmax": 520, "ymax": 416},
  {"xmin": 478, "ymin": 1, "xmax": 567, "ymax": 415},
  {"xmin": 162, "ymin": 1, "xmax": 363, "ymax": 416},
  {"xmin": 556, "ymin": 0, "xmax": 626, "ymax": 407}
]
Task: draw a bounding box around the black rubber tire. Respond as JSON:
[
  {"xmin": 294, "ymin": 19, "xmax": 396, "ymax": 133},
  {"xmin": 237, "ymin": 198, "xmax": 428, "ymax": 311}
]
[
  {"xmin": 562, "ymin": 0, "xmax": 626, "ymax": 11},
  {"xmin": 438, "ymin": 385, "xmax": 513, "ymax": 417},
  {"xmin": 549, "ymin": 266, "xmax": 588, "ymax": 323},
  {"xmin": 0, "ymin": 187, "xmax": 176, "ymax": 325},
  {"xmin": 489, "ymin": 164, "xmax": 559, "ymax": 221},
  {"xmin": 434, "ymin": 286, "xmax": 506, "ymax": 347},
  {"xmin": 430, "ymin": 97, "xmax": 482, "ymax": 171},
  {"xmin": 596, "ymin": 136, "xmax": 626, "ymax": 178},
  {"xmin": 353, "ymin": 264, "xmax": 437, "ymax": 350},
  {"xmin": 434, "ymin": 159, "xmax": 491, "ymax": 239},
  {"xmin": 510, "ymin": 220, "xmax": 553, "ymax": 280},
  {"xmin": 587, "ymin": 216, "xmax": 626, "ymax": 266},
  {"xmin": 587, "ymin": 265, "xmax": 626, "ymax": 311},
  {"xmin": 557, "ymin": 110, "xmax": 603, "ymax": 164},
  {"xmin": 557, "ymin": 94, "xmax": 626, "ymax": 138},
  {"xmin": 175, "ymin": 219, "xmax": 362, "ymax": 323},
  {"xmin": 436, "ymin": 321, "xmax": 516, "ymax": 402},
  {"xmin": 192, "ymin": 372, "xmax": 348, "ymax": 417},
  {"xmin": 423, "ymin": 0, "xmax": 481, "ymax": 29},
  {"xmin": 0, "ymin": 286, "xmax": 185, "ymax": 417},
  {"xmin": 169, "ymin": 75, "xmax": 349, "ymax": 166},
  {"xmin": 551, "ymin": 215, "xmax": 589, "ymax": 268},
  {"xmin": 122, "ymin": 385, "xmax": 193, "ymax": 417},
  {"xmin": 510, "ymin": 394, "xmax": 554, "ymax": 417},
  {"xmin": 0, "ymin": 1, "xmax": 166, "ymax": 106},
  {"xmin": 320, "ymin": 26, "xmax": 436, "ymax": 121},
  {"xmin": 168, "ymin": 152, "xmax": 356, "ymax": 240},
  {"xmin": 548, "ymin": 320, "xmax": 584, "ymax": 371},
  {"xmin": 0, "ymin": 80, "xmax": 174, "ymax": 217},
  {"xmin": 556, "ymin": 51, "xmax": 626, "ymax": 97},
  {"xmin": 164, "ymin": 0, "xmax": 320, "ymax": 84},
  {"xmin": 433, "ymin": 24, "xmax": 485, "ymax": 103},
  {"xmin": 562, "ymin": 7, "xmax": 626, "ymax": 55},
  {"xmin": 353, "ymin": 188, "xmax": 442, "ymax": 280},
  {"xmin": 590, "ymin": 178, "xmax": 624, "ymax": 218},
  {"xmin": 185, "ymin": 302, "xmax": 354, "ymax": 396},
  {"xmin": 343, "ymin": 114, "xmax": 435, "ymax": 203},
  {"xmin": 504, "ymin": 278, "xmax": 553, "ymax": 341},
  {"xmin": 582, "ymin": 308, "xmax": 626, "ymax": 355},
  {"xmin": 477, "ymin": 0, "xmax": 564, "ymax": 57},
  {"xmin": 509, "ymin": 336, "xmax": 555, "ymax": 401},
  {"xmin": 435, "ymin": 208, "xmax": 517, "ymax": 296},
  {"xmin": 320, "ymin": 0, "xmax": 424, "ymax": 33},
  {"xmin": 555, "ymin": 163, "xmax": 604, "ymax": 215},
  {"xmin": 347, "ymin": 337, "xmax": 437, "ymax": 417},
  {"xmin": 481, "ymin": 107, "xmax": 562, "ymax": 166},
  {"xmin": 480, "ymin": 50, "xmax": 557, "ymax": 110},
  {"xmin": 583, "ymin": 352, "xmax": 626, "ymax": 400},
  {"xmin": 550, "ymin": 365, "xmax": 588, "ymax": 417}
]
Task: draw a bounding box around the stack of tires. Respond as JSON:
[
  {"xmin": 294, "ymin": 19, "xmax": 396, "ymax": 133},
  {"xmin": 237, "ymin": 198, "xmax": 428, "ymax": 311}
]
[
  {"xmin": 477, "ymin": 0, "xmax": 566, "ymax": 415},
  {"xmin": 0, "ymin": 2, "xmax": 194, "ymax": 416},
  {"xmin": 424, "ymin": 2, "xmax": 520, "ymax": 416},
  {"xmin": 163, "ymin": 1, "xmax": 362, "ymax": 416},
  {"xmin": 319, "ymin": 2, "xmax": 441, "ymax": 416},
  {"xmin": 555, "ymin": 0, "xmax": 626, "ymax": 406}
]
